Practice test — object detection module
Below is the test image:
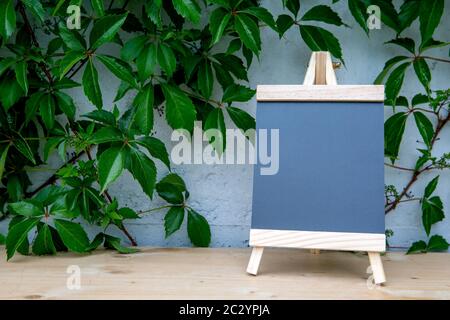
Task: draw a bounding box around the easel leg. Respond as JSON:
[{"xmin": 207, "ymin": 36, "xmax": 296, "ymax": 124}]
[
  {"xmin": 368, "ymin": 252, "xmax": 386, "ymax": 285},
  {"xmin": 247, "ymin": 247, "xmax": 264, "ymax": 275},
  {"xmin": 310, "ymin": 249, "xmax": 320, "ymax": 254}
]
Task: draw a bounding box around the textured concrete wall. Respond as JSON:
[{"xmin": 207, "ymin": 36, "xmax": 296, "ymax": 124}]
[{"xmin": 1, "ymin": 0, "xmax": 449, "ymax": 250}]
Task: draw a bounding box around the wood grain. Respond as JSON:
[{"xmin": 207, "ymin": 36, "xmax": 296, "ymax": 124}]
[
  {"xmin": 1, "ymin": 247, "xmax": 449, "ymax": 300},
  {"xmin": 250, "ymin": 229, "xmax": 386, "ymax": 252},
  {"xmin": 256, "ymin": 85, "xmax": 384, "ymax": 102}
]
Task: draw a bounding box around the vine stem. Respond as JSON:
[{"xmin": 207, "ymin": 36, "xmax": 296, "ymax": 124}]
[
  {"xmin": 384, "ymin": 163, "xmax": 415, "ymax": 172},
  {"xmin": 138, "ymin": 205, "xmax": 179, "ymax": 215},
  {"xmin": 16, "ymin": 4, "xmax": 138, "ymax": 247},
  {"xmin": 385, "ymin": 111, "xmax": 450, "ymax": 214},
  {"xmin": 421, "ymin": 56, "xmax": 450, "ymax": 64}
]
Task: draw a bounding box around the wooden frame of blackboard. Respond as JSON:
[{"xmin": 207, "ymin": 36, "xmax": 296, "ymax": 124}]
[{"xmin": 247, "ymin": 52, "xmax": 387, "ymax": 285}]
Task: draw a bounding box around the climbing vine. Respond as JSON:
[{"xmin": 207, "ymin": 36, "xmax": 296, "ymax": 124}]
[{"xmin": 0, "ymin": 0, "xmax": 448, "ymax": 259}]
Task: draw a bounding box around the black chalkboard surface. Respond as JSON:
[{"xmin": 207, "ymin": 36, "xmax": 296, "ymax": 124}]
[
  {"xmin": 251, "ymin": 101, "xmax": 384, "ymax": 235},
  {"xmin": 249, "ymin": 86, "xmax": 386, "ymax": 253}
]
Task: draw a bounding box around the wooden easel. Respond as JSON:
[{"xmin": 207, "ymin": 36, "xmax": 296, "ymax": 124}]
[{"xmin": 246, "ymin": 51, "xmax": 386, "ymax": 285}]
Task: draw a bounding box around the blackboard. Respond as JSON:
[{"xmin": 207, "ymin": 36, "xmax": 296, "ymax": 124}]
[{"xmin": 249, "ymin": 85, "xmax": 386, "ymax": 252}]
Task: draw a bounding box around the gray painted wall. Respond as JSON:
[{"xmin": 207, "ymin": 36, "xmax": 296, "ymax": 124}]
[{"xmin": 1, "ymin": 0, "xmax": 449, "ymax": 250}]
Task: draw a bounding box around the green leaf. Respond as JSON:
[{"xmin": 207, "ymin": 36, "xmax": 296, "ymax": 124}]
[
  {"xmin": 0, "ymin": 233, "xmax": 5, "ymax": 245},
  {"xmin": 58, "ymin": 51, "xmax": 85, "ymax": 79},
  {"xmin": 214, "ymin": 54, "xmax": 248, "ymax": 81},
  {"xmin": 427, "ymin": 235, "xmax": 449, "ymax": 252},
  {"xmin": 348, "ymin": 0, "xmax": 368, "ymax": 34},
  {"xmin": 136, "ymin": 43, "xmax": 158, "ymax": 81},
  {"xmin": 128, "ymin": 148, "xmax": 157, "ymax": 198},
  {"xmin": 91, "ymin": 0, "xmax": 105, "ymax": 17},
  {"xmin": 21, "ymin": 0, "xmax": 46, "ymax": 22},
  {"xmin": 299, "ymin": 25, "xmax": 343, "ymax": 63},
  {"xmin": 158, "ymin": 44, "xmax": 177, "ymax": 77},
  {"xmin": 241, "ymin": 7, "xmax": 278, "ymax": 31},
  {"xmin": 54, "ymin": 91, "xmax": 76, "ymax": 120},
  {"xmin": 156, "ymin": 182, "xmax": 184, "ymax": 204},
  {"xmin": 97, "ymin": 55, "xmax": 137, "ymax": 88},
  {"xmin": 15, "ymin": 61, "xmax": 28, "ymax": 96},
  {"xmin": 187, "ymin": 208, "xmax": 211, "ymax": 247},
  {"xmin": 158, "ymin": 173, "xmax": 186, "ymax": 193},
  {"xmin": 0, "ymin": 143, "xmax": 10, "ymax": 179},
  {"xmin": 172, "ymin": 0, "xmax": 201, "ymax": 24},
  {"xmin": 90, "ymin": 126, "xmax": 123, "ymax": 144},
  {"xmin": 32, "ymin": 224, "xmax": 57, "ymax": 255},
  {"xmin": 83, "ymin": 110, "xmax": 116, "ymax": 126},
  {"xmin": 89, "ymin": 13, "xmax": 128, "ymax": 50},
  {"xmin": 13, "ymin": 132, "xmax": 36, "ymax": 164},
  {"xmin": 197, "ymin": 60, "xmax": 213, "ymax": 98},
  {"xmin": 385, "ymin": 38, "xmax": 415, "ymax": 54},
  {"xmin": 121, "ymin": 35, "xmax": 148, "ymax": 61},
  {"xmin": 164, "ymin": 206, "xmax": 185, "ymax": 238},
  {"xmin": 374, "ymin": 56, "xmax": 409, "ymax": 85},
  {"xmin": 413, "ymin": 58, "xmax": 431, "ymax": 92},
  {"xmin": 136, "ymin": 136, "xmax": 171, "ymax": 169},
  {"xmin": 54, "ymin": 219, "xmax": 90, "ymax": 253},
  {"xmin": 34, "ymin": 185, "xmax": 67, "ymax": 206},
  {"xmin": 7, "ymin": 175, "xmax": 23, "ymax": 202},
  {"xmin": 133, "ymin": 84, "xmax": 154, "ymax": 135},
  {"xmin": 412, "ymin": 93, "xmax": 429, "ymax": 106},
  {"xmin": 413, "ymin": 112, "xmax": 434, "ymax": 148},
  {"xmin": 223, "ymin": 84, "xmax": 255, "ymax": 103},
  {"xmin": 0, "ymin": 0, "xmax": 16, "ymax": 39},
  {"xmin": 161, "ymin": 84, "xmax": 197, "ymax": 132},
  {"xmin": 205, "ymin": 108, "xmax": 226, "ymax": 154},
  {"xmin": 234, "ymin": 13, "xmax": 261, "ymax": 56},
  {"xmin": 115, "ymin": 83, "xmax": 132, "ymax": 103},
  {"xmin": 118, "ymin": 207, "xmax": 140, "ymax": 219},
  {"xmin": 276, "ymin": 14, "xmax": 294, "ymax": 38},
  {"xmin": 284, "ymin": 0, "xmax": 300, "ymax": 17},
  {"xmin": 86, "ymin": 233, "xmax": 104, "ymax": 251},
  {"xmin": 419, "ymin": 38, "xmax": 449, "ymax": 53},
  {"xmin": 210, "ymin": 9, "xmax": 231, "ymax": 45},
  {"xmin": 8, "ymin": 200, "xmax": 44, "ymax": 217},
  {"xmin": 82, "ymin": 58, "xmax": 102, "ymax": 109},
  {"xmin": 40, "ymin": 93, "xmax": 56, "ymax": 130},
  {"xmin": 422, "ymin": 196, "xmax": 444, "ymax": 236},
  {"xmin": 406, "ymin": 240, "xmax": 427, "ymax": 254},
  {"xmin": 98, "ymin": 146, "xmax": 125, "ymax": 193},
  {"xmin": 424, "ymin": 176, "xmax": 439, "ymax": 198},
  {"xmin": 58, "ymin": 23, "xmax": 85, "ymax": 51},
  {"xmin": 419, "ymin": 0, "xmax": 444, "ymax": 43},
  {"xmin": 0, "ymin": 76, "xmax": 24, "ymax": 111},
  {"xmin": 145, "ymin": 0, "xmax": 162, "ymax": 27},
  {"xmin": 6, "ymin": 217, "xmax": 40, "ymax": 260},
  {"xmin": 226, "ymin": 107, "xmax": 255, "ymax": 133},
  {"xmin": 398, "ymin": 0, "xmax": 420, "ymax": 33},
  {"xmin": 104, "ymin": 234, "xmax": 138, "ymax": 253},
  {"xmin": 385, "ymin": 62, "xmax": 411, "ymax": 105},
  {"xmin": 301, "ymin": 5, "xmax": 345, "ymax": 27},
  {"xmin": 0, "ymin": 57, "xmax": 15, "ymax": 77},
  {"xmin": 384, "ymin": 112, "xmax": 408, "ymax": 163},
  {"xmin": 213, "ymin": 62, "xmax": 233, "ymax": 89}
]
